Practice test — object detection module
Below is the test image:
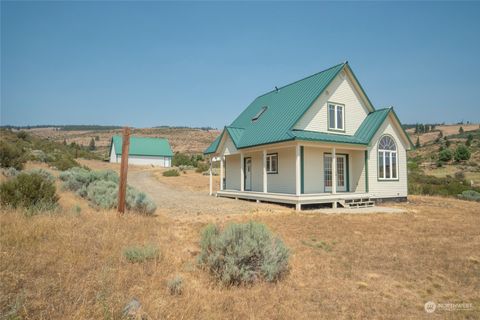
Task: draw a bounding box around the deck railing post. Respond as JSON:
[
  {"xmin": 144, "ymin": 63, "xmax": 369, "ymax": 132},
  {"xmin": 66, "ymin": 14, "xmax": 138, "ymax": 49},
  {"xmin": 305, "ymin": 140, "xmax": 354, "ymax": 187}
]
[
  {"xmin": 332, "ymin": 147, "xmax": 337, "ymax": 195},
  {"xmin": 295, "ymin": 144, "xmax": 301, "ymax": 196},
  {"xmin": 209, "ymin": 156, "xmax": 213, "ymax": 196},
  {"xmin": 263, "ymin": 149, "xmax": 267, "ymax": 193},
  {"xmin": 240, "ymin": 152, "xmax": 244, "ymax": 191},
  {"xmin": 220, "ymin": 155, "xmax": 224, "ymax": 191}
]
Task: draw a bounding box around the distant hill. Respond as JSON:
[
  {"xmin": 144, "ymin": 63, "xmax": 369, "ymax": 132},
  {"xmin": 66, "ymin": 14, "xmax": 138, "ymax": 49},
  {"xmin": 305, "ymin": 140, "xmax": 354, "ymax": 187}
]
[{"xmin": 19, "ymin": 126, "xmax": 221, "ymax": 155}]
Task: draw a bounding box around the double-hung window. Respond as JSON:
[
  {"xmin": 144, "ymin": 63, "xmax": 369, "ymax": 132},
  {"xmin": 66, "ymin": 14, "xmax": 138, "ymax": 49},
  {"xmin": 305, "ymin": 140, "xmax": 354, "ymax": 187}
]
[
  {"xmin": 328, "ymin": 103, "xmax": 344, "ymax": 131},
  {"xmin": 378, "ymin": 135, "xmax": 398, "ymax": 180},
  {"xmin": 266, "ymin": 153, "xmax": 278, "ymax": 174}
]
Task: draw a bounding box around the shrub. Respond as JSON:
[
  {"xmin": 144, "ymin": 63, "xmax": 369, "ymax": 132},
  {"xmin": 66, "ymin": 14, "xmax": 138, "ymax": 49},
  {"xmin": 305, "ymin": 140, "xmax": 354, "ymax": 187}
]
[
  {"xmin": 123, "ymin": 244, "xmax": 160, "ymax": 263},
  {"xmin": 198, "ymin": 222, "xmax": 290, "ymax": 285},
  {"xmin": 454, "ymin": 144, "xmax": 471, "ymax": 162},
  {"xmin": 458, "ymin": 190, "xmax": 480, "ymax": 202},
  {"xmin": 3, "ymin": 167, "xmax": 19, "ymax": 177},
  {"xmin": 163, "ymin": 169, "xmax": 180, "ymax": 177},
  {"xmin": 29, "ymin": 150, "xmax": 48, "ymax": 162},
  {"xmin": 454, "ymin": 171, "xmax": 466, "ymax": 181},
  {"xmin": 438, "ymin": 149, "xmax": 453, "ymax": 162},
  {"xmin": 167, "ymin": 276, "xmax": 183, "ymax": 295},
  {"xmin": 0, "ymin": 141, "xmax": 26, "ymax": 170},
  {"xmin": 51, "ymin": 155, "xmax": 79, "ymax": 171},
  {"xmin": 60, "ymin": 167, "xmax": 156, "ymax": 214},
  {"xmin": 195, "ymin": 162, "xmax": 209, "ymax": 173},
  {"xmin": 16, "ymin": 131, "xmax": 29, "ymax": 140},
  {"xmin": 126, "ymin": 188, "xmax": 157, "ymax": 215},
  {"xmin": 86, "ymin": 180, "xmax": 118, "ymax": 209},
  {"xmin": 0, "ymin": 172, "xmax": 58, "ymax": 211},
  {"xmin": 172, "ymin": 152, "xmax": 192, "ymax": 166}
]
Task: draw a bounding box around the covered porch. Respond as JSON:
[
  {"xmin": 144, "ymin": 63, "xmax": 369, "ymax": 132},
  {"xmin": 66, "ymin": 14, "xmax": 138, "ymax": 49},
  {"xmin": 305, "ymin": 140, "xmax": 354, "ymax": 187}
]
[{"xmin": 208, "ymin": 141, "xmax": 372, "ymax": 210}]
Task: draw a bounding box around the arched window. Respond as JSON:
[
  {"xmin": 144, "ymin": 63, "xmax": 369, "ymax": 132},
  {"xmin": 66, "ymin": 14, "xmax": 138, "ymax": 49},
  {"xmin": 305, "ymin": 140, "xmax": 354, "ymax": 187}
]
[{"xmin": 378, "ymin": 135, "xmax": 398, "ymax": 180}]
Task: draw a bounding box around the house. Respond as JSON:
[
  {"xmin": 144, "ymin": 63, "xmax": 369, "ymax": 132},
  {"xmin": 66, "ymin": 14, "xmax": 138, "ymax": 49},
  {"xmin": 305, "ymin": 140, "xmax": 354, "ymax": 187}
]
[
  {"xmin": 109, "ymin": 135, "xmax": 173, "ymax": 167},
  {"xmin": 204, "ymin": 62, "xmax": 413, "ymax": 210}
]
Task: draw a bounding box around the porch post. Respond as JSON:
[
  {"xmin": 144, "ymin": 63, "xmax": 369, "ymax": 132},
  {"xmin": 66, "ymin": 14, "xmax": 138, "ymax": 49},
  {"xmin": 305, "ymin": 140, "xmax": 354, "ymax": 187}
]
[
  {"xmin": 295, "ymin": 144, "xmax": 301, "ymax": 196},
  {"xmin": 332, "ymin": 147, "xmax": 337, "ymax": 195},
  {"xmin": 209, "ymin": 156, "xmax": 213, "ymax": 196},
  {"xmin": 263, "ymin": 149, "xmax": 267, "ymax": 193},
  {"xmin": 240, "ymin": 152, "xmax": 244, "ymax": 191},
  {"xmin": 220, "ymin": 155, "xmax": 224, "ymax": 191}
]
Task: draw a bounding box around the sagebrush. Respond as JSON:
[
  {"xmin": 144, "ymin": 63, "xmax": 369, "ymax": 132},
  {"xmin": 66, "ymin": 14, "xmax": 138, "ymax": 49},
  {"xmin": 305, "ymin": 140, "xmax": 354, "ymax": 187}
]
[
  {"xmin": 0, "ymin": 172, "xmax": 59, "ymax": 213},
  {"xmin": 60, "ymin": 167, "xmax": 156, "ymax": 214},
  {"xmin": 123, "ymin": 244, "xmax": 160, "ymax": 263},
  {"xmin": 198, "ymin": 221, "xmax": 289, "ymax": 285}
]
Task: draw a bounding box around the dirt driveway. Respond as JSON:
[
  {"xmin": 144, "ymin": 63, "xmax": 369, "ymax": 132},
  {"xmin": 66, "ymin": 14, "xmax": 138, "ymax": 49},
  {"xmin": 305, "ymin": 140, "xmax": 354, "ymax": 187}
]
[{"xmin": 127, "ymin": 170, "xmax": 281, "ymax": 216}]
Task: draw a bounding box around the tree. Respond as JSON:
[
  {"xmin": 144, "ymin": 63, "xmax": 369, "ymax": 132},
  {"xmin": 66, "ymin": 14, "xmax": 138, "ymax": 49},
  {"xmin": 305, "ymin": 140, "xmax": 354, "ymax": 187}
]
[
  {"xmin": 445, "ymin": 139, "xmax": 451, "ymax": 148},
  {"xmin": 172, "ymin": 152, "xmax": 192, "ymax": 167},
  {"xmin": 466, "ymin": 134, "xmax": 473, "ymax": 147},
  {"xmin": 63, "ymin": 139, "xmax": 67, "ymax": 145},
  {"xmin": 454, "ymin": 144, "xmax": 471, "ymax": 162},
  {"xmin": 415, "ymin": 137, "xmax": 421, "ymax": 148},
  {"xmin": 459, "ymin": 126, "xmax": 464, "ymax": 134},
  {"xmin": 89, "ymin": 138, "xmax": 96, "ymax": 151},
  {"xmin": 438, "ymin": 131, "xmax": 443, "ymax": 138},
  {"xmin": 95, "ymin": 136, "xmax": 100, "ymax": 141},
  {"xmin": 438, "ymin": 149, "xmax": 453, "ymax": 162}
]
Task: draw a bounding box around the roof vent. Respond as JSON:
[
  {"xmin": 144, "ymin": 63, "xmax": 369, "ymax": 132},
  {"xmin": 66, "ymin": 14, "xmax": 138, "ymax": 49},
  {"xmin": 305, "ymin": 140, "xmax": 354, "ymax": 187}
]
[
  {"xmin": 275, "ymin": 86, "xmax": 279, "ymax": 93},
  {"xmin": 252, "ymin": 106, "xmax": 268, "ymax": 122}
]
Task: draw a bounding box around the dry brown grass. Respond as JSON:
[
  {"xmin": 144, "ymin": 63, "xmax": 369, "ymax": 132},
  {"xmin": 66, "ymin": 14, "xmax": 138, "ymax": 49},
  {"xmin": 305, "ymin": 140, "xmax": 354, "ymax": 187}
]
[
  {"xmin": 407, "ymin": 124, "xmax": 479, "ymax": 145},
  {"xmin": 2, "ymin": 192, "xmax": 479, "ymax": 319},
  {"xmin": 23, "ymin": 127, "xmax": 220, "ymax": 154}
]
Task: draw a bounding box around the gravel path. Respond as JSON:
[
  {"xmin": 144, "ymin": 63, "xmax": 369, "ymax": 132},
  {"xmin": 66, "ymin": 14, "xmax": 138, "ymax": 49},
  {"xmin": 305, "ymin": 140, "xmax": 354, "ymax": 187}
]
[{"xmin": 128, "ymin": 170, "xmax": 269, "ymax": 216}]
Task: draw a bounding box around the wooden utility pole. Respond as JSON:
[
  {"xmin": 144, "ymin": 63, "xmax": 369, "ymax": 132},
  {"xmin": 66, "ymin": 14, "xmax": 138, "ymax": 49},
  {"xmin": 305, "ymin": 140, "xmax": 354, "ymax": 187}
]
[{"xmin": 118, "ymin": 127, "xmax": 130, "ymax": 215}]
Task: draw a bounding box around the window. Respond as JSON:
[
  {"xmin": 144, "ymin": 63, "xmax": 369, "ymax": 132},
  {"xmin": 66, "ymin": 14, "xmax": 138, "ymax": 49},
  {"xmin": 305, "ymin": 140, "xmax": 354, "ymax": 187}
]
[
  {"xmin": 252, "ymin": 106, "xmax": 268, "ymax": 122},
  {"xmin": 378, "ymin": 135, "xmax": 398, "ymax": 180},
  {"xmin": 328, "ymin": 103, "xmax": 344, "ymax": 131},
  {"xmin": 266, "ymin": 153, "xmax": 278, "ymax": 174}
]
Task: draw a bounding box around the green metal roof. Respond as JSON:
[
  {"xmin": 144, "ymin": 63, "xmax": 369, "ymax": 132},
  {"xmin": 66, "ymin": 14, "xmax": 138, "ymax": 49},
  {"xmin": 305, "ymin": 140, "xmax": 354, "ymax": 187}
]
[
  {"xmin": 204, "ymin": 63, "xmax": 410, "ymax": 154},
  {"xmin": 111, "ymin": 135, "xmax": 173, "ymax": 157}
]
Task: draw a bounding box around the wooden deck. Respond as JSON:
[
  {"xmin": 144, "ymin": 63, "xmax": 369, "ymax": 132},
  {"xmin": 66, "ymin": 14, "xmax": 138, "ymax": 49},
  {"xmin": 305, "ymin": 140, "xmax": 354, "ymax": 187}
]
[{"xmin": 216, "ymin": 190, "xmax": 372, "ymax": 210}]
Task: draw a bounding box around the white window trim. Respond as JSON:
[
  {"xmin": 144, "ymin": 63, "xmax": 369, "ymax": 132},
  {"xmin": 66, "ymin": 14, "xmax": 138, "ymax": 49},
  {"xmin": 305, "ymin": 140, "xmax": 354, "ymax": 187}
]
[
  {"xmin": 378, "ymin": 136, "xmax": 398, "ymax": 181},
  {"xmin": 327, "ymin": 102, "xmax": 345, "ymax": 132},
  {"xmin": 266, "ymin": 153, "xmax": 278, "ymax": 174}
]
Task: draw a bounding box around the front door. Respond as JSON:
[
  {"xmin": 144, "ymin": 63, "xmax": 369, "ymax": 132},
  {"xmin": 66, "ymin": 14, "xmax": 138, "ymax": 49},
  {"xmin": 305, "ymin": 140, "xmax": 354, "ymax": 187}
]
[
  {"xmin": 244, "ymin": 157, "xmax": 252, "ymax": 191},
  {"xmin": 324, "ymin": 154, "xmax": 347, "ymax": 192}
]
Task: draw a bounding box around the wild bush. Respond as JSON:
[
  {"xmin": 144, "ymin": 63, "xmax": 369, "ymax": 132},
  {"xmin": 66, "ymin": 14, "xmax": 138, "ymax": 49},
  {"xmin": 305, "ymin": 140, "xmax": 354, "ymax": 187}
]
[
  {"xmin": 51, "ymin": 155, "xmax": 79, "ymax": 171},
  {"xmin": 454, "ymin": 144, "xmax": 471, "ymax": 162},
  {"xmin": 60, "ymin": 167, "xmax": 156, "ymax": 214},
  {"xmin": 86, "ymin": 180, "xmax": 118, "ymax": 209},
  {"xmin": 458, "ymin": 190, "xmax": 480, "ymax": 202},
  {"xmin": 408, "ymin": 171, "xmax": 479, "ymax": 197},
  {"xmin": 198, "ymin": 221, "xmax": 290, "ymax": 285},
  {"xmin": 167, "ymin": 276, "xmax": 183, "ymax": 295},
  {"xmin": 0, "ymin": 141, "xmax": 26, "ymax": 170},
  {"xmin": 123, "ymin": 244, "xmax": 160, "ymax": 263},
  {"xmin": 0, "ymin": 172, "xmax": 58, "ymax": 212},
  {"xmin": 163, "ymin": 169, "xmax": 180, "ymax": 177},
  {"xmin": 3, "ymin": 167, "xmax": 19, "ymax": 177},
  {"xmin": 438, "ymin": 149, "xmax": 453, "ymax": 162},
  {"xmin": 26, "ymin": 168, "xmax": 55, "ymax": 183},
  {"xmin": 195, "ymin": 162, "xmax": 209, "ymax": 173}
]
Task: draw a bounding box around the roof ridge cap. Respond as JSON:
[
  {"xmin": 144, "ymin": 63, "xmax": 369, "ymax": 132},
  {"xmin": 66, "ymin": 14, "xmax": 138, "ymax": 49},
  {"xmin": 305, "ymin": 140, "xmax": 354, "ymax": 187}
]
[{"xmin": 254, "ymin": 62, "xmax": 346, "ymax": 99}]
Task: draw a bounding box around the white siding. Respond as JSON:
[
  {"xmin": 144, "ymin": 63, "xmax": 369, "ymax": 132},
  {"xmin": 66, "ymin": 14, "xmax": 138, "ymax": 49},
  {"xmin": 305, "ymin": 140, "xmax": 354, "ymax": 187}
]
[
  {"xmin": 109, "ymin": 144, "xmax": 118, "ymax": 163},
  {"xmin": 303, "ymin": 147, "xmax": 365, "ymax": 194},
  {"xmin": 225, "ymin": 154, "xmax": 241, "ymax": 190},
  {"xmin": 367, "ymin": 115, "xmax": 408, "ymax": 198},
  {"xmin": 221, "ymin": 134, "xmax": 238, "ymax": 156},
  {"xmin": 266, "ymin": 147, "xmax": 296, "ymax": 194},
  {"xmin": 109, "ymin": 144, "xmax": 172, "ymax": 167},
  {"xmin": 294, "ymin": 71, "xmax": 370, "ymax": 135}
]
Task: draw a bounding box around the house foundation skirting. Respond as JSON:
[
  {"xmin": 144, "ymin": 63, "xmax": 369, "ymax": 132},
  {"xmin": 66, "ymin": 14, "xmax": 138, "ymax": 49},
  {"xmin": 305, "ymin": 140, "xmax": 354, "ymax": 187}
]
[{"xmin": 216, "ymin": 190, "xmax": 372, "ymax": 211}]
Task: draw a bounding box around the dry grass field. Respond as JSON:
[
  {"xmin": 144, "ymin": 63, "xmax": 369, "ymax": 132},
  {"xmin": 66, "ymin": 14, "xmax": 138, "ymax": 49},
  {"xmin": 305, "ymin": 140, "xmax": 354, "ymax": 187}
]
[
  {"xmin": 406, "ymin": 124, "xmax": 479, "ymax": 145},
  {"xmin": 21, "ymin": 127, "xmax": 221, "ymax": 154},
  {"xmin": 1, "ymin": 161, "xmax": 480, "ymax": 319}
]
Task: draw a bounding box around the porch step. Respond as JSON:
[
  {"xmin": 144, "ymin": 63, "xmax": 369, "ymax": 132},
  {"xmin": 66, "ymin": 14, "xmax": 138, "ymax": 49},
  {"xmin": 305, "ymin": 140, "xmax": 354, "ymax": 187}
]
[{"xmin": 344, "ymin": 198, "xmax": 375, "ymax": 209}]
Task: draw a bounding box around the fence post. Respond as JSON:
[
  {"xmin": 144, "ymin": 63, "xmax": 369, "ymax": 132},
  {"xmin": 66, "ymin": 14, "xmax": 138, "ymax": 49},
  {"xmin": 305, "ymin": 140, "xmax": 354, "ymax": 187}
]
[{"xmin": 118, "ymin": 127, "xmax": 130, "ymax": 215}]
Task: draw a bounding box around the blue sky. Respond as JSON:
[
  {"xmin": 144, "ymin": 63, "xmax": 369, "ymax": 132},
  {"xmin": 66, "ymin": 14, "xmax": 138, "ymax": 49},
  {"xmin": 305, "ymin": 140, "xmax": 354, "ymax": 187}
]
[{"xmin": 1, "ymin": 1, "xmax": 479, "ymax": 129}]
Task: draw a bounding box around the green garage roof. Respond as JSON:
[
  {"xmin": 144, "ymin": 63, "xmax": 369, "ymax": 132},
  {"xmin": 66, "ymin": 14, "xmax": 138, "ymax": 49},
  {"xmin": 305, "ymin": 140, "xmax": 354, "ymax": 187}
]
[
  {"xmin": 111, "ymin": 136, "xmax": 173, "ymax": 157},
  {"xmin": 205, "ymin": 63, "xmax": 411, "ymax": 154}
]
